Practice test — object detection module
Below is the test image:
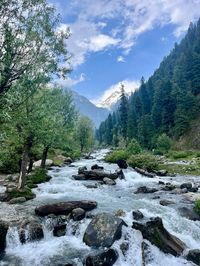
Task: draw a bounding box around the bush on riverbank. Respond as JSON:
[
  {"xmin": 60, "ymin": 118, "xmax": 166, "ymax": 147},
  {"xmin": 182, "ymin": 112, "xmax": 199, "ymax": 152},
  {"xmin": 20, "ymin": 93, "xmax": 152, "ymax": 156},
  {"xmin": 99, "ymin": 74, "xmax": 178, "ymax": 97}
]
[
  {"xmin": 7, "ymin": 187, "xmax": 35, "ymax": 200},
  {"xmin": 194, "ymin": 200, "xmax": 200, "ymax": 216},
  {"xmin": 128, "ymin": 153, "xmax": 159, "ymax": 172},
  {"xmin": 27, "ymin": 169, "xmax": 51, "ymax": 185},
  {"xmin": 105, "ymin": 150, "xmax": 129, "ymax": 163}
]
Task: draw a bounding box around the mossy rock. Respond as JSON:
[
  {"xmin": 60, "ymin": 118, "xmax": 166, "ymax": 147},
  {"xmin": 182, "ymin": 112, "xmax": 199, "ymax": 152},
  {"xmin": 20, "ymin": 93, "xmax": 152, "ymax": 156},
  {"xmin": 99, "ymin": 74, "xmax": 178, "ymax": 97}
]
[{"xmin": 7, "ymin": 187, "xmax": 35, "ymax": 201}]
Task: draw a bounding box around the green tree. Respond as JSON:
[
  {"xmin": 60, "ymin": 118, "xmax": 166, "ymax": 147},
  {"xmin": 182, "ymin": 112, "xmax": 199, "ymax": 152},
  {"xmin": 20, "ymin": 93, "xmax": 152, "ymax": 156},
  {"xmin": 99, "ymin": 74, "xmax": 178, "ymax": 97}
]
[
  {"xmin": 76, "ymin": 116, "xmax": 94, "ymax": 152},
  {"xmin": 119, "ymin": 84, "xmax": 128, "ymax": 140}
]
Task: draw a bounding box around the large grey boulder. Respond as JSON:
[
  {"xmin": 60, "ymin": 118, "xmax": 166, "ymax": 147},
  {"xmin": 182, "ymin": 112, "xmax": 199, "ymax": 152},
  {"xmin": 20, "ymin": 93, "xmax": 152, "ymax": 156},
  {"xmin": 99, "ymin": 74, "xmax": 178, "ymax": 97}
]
[
  {"xmin": 132, "ymin": 217, "xmax": 185, "ymax": 256},
  {"xmin": 83, "ymin": 213, "xmax": 126, "ymax": 248},
  {"xmin": 0, "ymin": 220, "xmax": 9, "ymax": 252},
  {"xmin": 18, "ymin": 219, "xmax": 44, "ymax": 243},
  {"xmin": 85, "ymin": 249, "xmax": 119, "ymax": 266},
  {"xmin": 187, "ymin": 249, "xmax": 200, "ymax": 265},
  {"xmin": 35, "ymin": 201, "xmax": 97, "ymax": 216}
]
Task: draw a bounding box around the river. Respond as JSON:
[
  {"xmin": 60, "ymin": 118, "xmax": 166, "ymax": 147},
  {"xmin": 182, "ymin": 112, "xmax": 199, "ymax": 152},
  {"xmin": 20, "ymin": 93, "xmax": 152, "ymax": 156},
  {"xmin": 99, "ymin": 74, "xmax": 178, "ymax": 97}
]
[{"xmin": 0, "ymin": 149, "xmax": 200, "ymax": 266}]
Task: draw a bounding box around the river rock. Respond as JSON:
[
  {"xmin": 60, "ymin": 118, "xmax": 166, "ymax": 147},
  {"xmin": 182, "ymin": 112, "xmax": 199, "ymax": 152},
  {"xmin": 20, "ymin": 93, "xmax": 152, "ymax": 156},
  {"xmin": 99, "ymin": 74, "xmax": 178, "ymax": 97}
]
[
  {"xmin": 116, "ymin": 159, "xmax": 128, "ymax": 169},
  {"xmin": 161, "ymin": 184, "xmax": 176, "ymax": 191},
  {"xmin": 135, "ymin": 186, "xmax": 158, "ymax": 194},
  {"xmin": 83, "ymin": 213, "xmax": 126, "ymax": 248},
  {"xmin": 132, "ymin": 210, "xmax": 144, "ymax": 220},
  {"xmin": 73, "ymin": 174, "xmax": 86, "ymax": 180},
  {"xmin": 184, "ymin": 192, "xmax": 200, "ymax": 202},
  {"xmin": 91, "ymin": 164, "xmax": 104, "ymax": 170},
  {"xmin": 0, "ymin": 220, "xmax": 9, "ymax": 252},
  {"xmin": 85, "ymin": 249, "xmax": 119, "ymax": 266},
  {"xmin": 71, "ymin": 208, "xmax": 85, "ymax": 221},
  {"xmin": 154, "ymin": 170, "xmax": 168, "ymax": 176},
  {"xmin": 53, "ymin": 224, "xmax": 66, "ymax": 237},
  {"xmin": 160, "ymin": 200, "xmax": 175, "ymax": 206},
  {"xmin": 180, "ymin": 183, "xmax": 192, "ymax": 189},
  {"xmin": 19, "ymin": 219, "xmax": 44, "ymax": 243},
  {"xmin": 9, "ymin": 197, "xmax": 26, "ymax": 204},
  {"xmin": 35, "ymin": 201, "xmax": 97, "ymax": 216},
  {"xmin": 117, "ymin": 169, "xmax": 125, "ymax": 179},
  {"xmin": 84, "ymin": 184, "xmax": 98, "ymax": 189},
  {"xmin": 78, "ymin": 166, "xmax": 87, "ymax": 174},
  {"xmin": 64, "ymin": 157, "xmax": 73, "ymax": 164},
  {"xmin": 120, "ymin": 241, "xmax": 129, "ymax": 256},
  {"xmin": 132, "ymin": 217, "xmax": 185, "ymax": 256},
  {"xmin": 178, "ymin": 207, "xmax": 200, "ymax": 221},
  {"xmin": 103, "ymin": 177, "xmax": 116, "ymax": 186},
  {"xmin": 76, "ymin": 169, "xmax": 118, "ymax": 181},
  {"xmin": 187, "ymin": 249, "xmax": 200, "ymax": 265},
  {"xmin": 33, "ymin": 159, "xmax": 53, "ymax": 168}
]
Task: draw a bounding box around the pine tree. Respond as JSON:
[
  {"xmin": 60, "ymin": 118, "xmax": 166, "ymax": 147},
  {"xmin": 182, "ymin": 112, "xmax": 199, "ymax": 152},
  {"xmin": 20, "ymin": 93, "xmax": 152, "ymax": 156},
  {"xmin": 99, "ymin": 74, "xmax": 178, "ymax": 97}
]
[{"xmin": 119, "ymin": 84, "xmax": 128, "ymax": 140}]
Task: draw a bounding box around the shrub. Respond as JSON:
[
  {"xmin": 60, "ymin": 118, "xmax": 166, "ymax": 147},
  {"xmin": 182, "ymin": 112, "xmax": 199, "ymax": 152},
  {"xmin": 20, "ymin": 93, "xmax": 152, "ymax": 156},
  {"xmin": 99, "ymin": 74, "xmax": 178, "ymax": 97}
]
[
  {"xmin": 105, "ymin": 150, "xmax": 129, "ymax": 163},
  {"xmin": 8, "ymin": 187, "xmax": 35, "ymax": 200},
  {"xmin": 28, "ymin": 169, "xmax": 51, "ymax": 184},
  {"xmin": 155, "ymin": 134, "xmax": 171, "ymax": 155},
  {"xmin": 194, "ymin": 200, "xmax": 200, "ymax": 216},
  {"xmin": 128, "ymin": 153, "xmax": 159, "ymax": 172},
  {"xmin": 168, "ymin": 151, "xmax": 190, "ymax": 159},
  {"xmin": 127, "ymin": 139, "xmax": 142, "ymax": 155}
]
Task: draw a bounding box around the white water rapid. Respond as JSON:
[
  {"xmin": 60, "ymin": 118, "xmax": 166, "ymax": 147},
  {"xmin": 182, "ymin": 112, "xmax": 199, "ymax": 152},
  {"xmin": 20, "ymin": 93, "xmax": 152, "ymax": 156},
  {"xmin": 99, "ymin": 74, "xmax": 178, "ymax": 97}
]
[{"xmin": 0, "ymin": 149, "xmax": 200, "ymax": 266}]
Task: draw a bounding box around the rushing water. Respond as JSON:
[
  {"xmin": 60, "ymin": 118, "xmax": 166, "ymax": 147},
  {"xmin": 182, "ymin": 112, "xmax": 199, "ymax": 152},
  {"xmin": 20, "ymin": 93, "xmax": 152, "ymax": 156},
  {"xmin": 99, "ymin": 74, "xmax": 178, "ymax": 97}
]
[{"xmin": 1, "ymin": 149, "xmax": 200, "ymax": 266}]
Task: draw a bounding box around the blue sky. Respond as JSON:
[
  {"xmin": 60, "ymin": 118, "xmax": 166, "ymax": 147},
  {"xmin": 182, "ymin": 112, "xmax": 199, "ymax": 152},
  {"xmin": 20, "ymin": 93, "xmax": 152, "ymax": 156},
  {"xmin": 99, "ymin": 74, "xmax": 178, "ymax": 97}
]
[{"xmin": 49, "ymin": 0, "xmax": 200, "ymax": 103}]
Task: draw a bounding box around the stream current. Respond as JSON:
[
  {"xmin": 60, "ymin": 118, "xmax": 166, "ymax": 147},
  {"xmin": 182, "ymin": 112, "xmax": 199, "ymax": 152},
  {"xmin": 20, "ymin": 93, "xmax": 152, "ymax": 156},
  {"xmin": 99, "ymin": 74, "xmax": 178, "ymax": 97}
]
[{"xmin": 0, "ymin": 149, "xmax": 200, "ymax": 266}]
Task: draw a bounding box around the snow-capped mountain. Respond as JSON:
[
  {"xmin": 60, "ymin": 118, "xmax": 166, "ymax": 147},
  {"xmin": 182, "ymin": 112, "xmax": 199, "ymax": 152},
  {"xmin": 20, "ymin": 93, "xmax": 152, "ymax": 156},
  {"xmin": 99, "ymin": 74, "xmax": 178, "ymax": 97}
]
[
  {"xmin": 95, "ymin": 81, "xmax": 139, "ymax": 110},
  {"xmin": 71, "ymin": 90, "xmax": 109, "ymax": 128}
]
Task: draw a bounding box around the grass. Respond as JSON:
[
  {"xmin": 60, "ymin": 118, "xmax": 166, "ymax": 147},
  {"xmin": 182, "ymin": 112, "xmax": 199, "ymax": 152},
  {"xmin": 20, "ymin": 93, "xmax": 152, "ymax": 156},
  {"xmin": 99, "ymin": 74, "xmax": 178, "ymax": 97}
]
[
  {"xmin": 7, "ymin": 187, "xmax": 35, "ymax": 200},
  {"xmin": 194, "ymin": 200, "xmax": 200, "ymax": 216}
]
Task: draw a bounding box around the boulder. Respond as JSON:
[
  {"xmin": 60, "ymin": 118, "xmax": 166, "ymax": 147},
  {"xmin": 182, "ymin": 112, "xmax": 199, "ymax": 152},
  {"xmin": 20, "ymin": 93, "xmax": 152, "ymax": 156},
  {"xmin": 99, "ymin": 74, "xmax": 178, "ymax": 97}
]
[
  {"xmin": 161, "ymin": 184, "xmax": 176, "ymax": 191},
  {"xmin": 85, "ymin": 249, "xmax": 119, "ymax": 266},
  {"xmin": 160, "ymin": 200, "xmax": 175, "ymax": 206},
  {"xmin": 132, "ymin": 210, "xmax": 144, "ymax": 220},
  {"xmin": 117, "ymin": 169, "xmax": 125, "ymax": 179},
  {"xmin": 120, "ymin": 241, "xmax": 129, "ymax": 256},
  {"xmin": 71, "ymin": 208, "xmax": 85, "ymax": 221},
  {"xmin": 78, "ymin": 166, "xmax": 87, "ymax": 174},
  {"xmin": 115, "ymin": 209, "xmax": 126, "ymax": 217},
  {"xmin": 0, "ymin": 220, "xmax": 9, "ymax": 252},
  {"xmin": 76, "ymin": 169, "xmax": 118, "ymax": 181},
  {"xmin": 180, "ymin": 183, "xmax": 192, "ymax": 190},
  {"xmin": 132, "ymin": 217, "xmax": 185, "ymax": 256},
  {"xmin": 103, "ymin": 177, "xmax": 116, "ymax": 186},
  {"xmin": 33, "ymin": 159, "xmax": 53, "ymax": 168},
  {"xmin": 18, "ymin": 219, "xmax": 44, "ymax": 243},
  {"xmin": 91, "ymin": 164, "xmax": 104, "ymax": 170},
  {"xmin": 83, "ymin": 213, "xmax": 126, "ymax": 248},
  {"xmin": 35, "ymin": 201, "xmax": 97, "ymax": 216},
  {"xmin": 153, "ymin": 170, "xmax": 168, "ymax": 176},
  {"xmin": 178, "ymin": 207, "xmax": 200, "ymax": 221},
  {"xmin": 158, "ymin": 181, "xmax": 165, "ymax": 185},
  {"xmin": 53, "ymin": 224, "xmax": 66, "ymax": 237},
  {"xmin": 84, "ymin": 184, "xmax": 98, "ymax": 189},
  {"xmin": 135, "ymin": 167, "xmax": 155, "ymax": 178},
  {"xmin": 135, "ymin": 186, "xmax": 158, "ymax": 194},
  {"xmin": 189, "ymin": 187, "xmax": 198, "ymax": 193},
  {"xmin": 116, "ymin": 159, "xmax": 128, "ymax": 169},
  {"xmin": 9, "ymin": 197, "xmax": 26, "ymax": 204},
  {"xmin": 64, "ymin": 157, "xmax": 73, "ymax": 164},
  {"xmin": 73, "ymin": 174, "xmax": 86, "ymax": 180},
  {"xmin": 187, "ymin": 249, "xmax": 200, "ymax": 265}
]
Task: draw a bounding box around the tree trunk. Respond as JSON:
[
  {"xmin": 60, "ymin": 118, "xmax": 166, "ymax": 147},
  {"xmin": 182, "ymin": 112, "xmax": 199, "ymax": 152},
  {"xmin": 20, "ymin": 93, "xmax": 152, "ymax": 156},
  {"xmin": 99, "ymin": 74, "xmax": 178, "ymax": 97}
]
[
  {"xmin": 28, "ymin": 158, "xmax": 33, "ymax": 173},
  {"xmin": 18, "ymin": 136, "xmax": 33, "ymax": 189},
  {"xmin": 41, "ymin": 146, "xmax": 49, "ymax": 168}
]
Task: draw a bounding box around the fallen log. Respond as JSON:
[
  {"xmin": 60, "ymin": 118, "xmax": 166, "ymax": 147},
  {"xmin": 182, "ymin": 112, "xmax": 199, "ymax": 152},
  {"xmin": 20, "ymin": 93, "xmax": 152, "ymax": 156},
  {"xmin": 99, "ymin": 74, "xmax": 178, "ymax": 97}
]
[{"xmin": 134, "ymin": 167, "xmax": 156, "ymax": 178}]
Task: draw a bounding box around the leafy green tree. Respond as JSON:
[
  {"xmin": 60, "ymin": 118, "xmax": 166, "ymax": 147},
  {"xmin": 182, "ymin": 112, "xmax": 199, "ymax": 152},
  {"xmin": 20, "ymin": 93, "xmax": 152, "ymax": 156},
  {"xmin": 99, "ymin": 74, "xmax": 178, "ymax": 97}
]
[
  {"xmin": 156, "ymin": 133, "xmax": 172, "ymax": 155},
  {"xmin": 0, "ymin": 0, "xmax": 70, "ymax": 95},
  {"xmin": 76, "ymin": 116, "xmax": 94, "ymax": 152}
]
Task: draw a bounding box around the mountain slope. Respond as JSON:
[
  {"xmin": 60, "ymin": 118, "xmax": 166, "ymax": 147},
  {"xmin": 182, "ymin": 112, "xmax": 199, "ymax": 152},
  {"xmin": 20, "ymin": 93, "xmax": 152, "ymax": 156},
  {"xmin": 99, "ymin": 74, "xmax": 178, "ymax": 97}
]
[
  {"xmin": 97, "ymin": 20, "xmax": 200, "ymax": 148},
  {"xmin": 71, "ymin": 90, "xmax": 109, "ymax": 128}
]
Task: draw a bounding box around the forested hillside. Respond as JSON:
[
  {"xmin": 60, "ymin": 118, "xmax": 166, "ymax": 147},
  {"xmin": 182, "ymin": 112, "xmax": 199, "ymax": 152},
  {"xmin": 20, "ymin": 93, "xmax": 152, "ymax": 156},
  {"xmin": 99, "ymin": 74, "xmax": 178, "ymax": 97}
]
[{"xmin": 97, "ymin": 20, "xmax": 200, "ymax": 149}]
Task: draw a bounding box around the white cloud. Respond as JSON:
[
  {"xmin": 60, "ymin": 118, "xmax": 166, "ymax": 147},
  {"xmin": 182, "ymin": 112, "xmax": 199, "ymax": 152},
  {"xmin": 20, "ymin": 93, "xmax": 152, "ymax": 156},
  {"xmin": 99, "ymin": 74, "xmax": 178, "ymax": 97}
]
[
  {"xmin": 92, "ymin": 80, "xmax": 140, "ymax": 108},
  {"xmin": 59, "ymin": 0, "xmax": 200, "ymax": 67},
  {"xmin": 117, "ymin": 56, "xmax": 125, "ymax": 62},
  {"xmin": 57, "ymin": 73, "xmax": 86, "ymax": 87}
]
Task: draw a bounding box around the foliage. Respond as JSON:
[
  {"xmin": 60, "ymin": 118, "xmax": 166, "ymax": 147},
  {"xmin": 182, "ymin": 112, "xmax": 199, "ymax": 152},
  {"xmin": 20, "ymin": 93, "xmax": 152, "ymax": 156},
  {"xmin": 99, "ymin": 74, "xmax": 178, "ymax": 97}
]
[
  {"xmin": 126, "ymin": 139, "xmax": 142, "ymax": 155},
  {"xmin": 154, "ymin": 134, "xmax": 172, "ymax": 155},
  {"xmin": 7, "ymin": 187, "xmax": 35, "ymax": 200},
  {"xmin": 194, "ymin": 200, "xmax": 200, "ymax": 216},
  {"xmin": 105, "ymin": 150, "xmax": 129, "ymax": 163},
  {"xmin": 76, "ymin": 116, "xmax": 94, "ymax": 152},
  {"xmin": 167, "ymin": 151, "xmax": 190, "ymax": 159},
  {"xmin": 128, "ymin": 153, "xmax": 159, "ymax": 172},
  {"xmin": 28, "ymin": 169, "xmax": 51, "ymax": 185}
]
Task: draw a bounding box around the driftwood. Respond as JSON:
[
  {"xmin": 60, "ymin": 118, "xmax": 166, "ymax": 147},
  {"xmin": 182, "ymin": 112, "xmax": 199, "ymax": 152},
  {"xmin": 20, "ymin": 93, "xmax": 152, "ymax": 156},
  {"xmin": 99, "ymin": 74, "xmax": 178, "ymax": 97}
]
[{"xmin": 134, "ymin": 167, "xmax": 155, "ymax": 178}]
